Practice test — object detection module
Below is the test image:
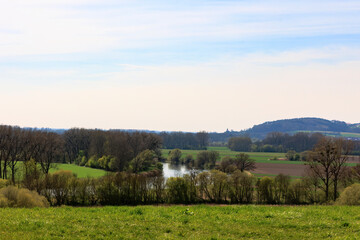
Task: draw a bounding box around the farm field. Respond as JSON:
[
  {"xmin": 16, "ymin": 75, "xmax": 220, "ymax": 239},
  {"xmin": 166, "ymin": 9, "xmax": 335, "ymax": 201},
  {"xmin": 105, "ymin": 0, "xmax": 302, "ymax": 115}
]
[
  {"xmin": 0, "ymin": 205, "xmax": 359, "ymax": 239},
  {"xmin": 252, "ymin": 162, "xmax": 305, "ymax": 178},
  {"xmin": 162, "ymin": 147, "xmax": 305, "ymax": 177}
]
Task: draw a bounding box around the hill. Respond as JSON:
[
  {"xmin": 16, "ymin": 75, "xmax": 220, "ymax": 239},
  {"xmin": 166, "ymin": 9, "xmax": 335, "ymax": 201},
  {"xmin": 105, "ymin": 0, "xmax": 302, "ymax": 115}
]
[
  {"xmin": 209, "ymin": 118, "xmax": 360, "ymax": 142},
  {"xmin": 245, "ymin": 117, "xmax": 360, "ymax": 139}
]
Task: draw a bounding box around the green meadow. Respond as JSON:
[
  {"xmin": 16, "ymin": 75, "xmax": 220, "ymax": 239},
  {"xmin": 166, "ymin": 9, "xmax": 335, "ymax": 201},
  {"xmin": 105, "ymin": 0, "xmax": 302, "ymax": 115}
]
[
  {"xmin": 161, "ymin": 147, "xmax": 298, "ymax": 164},
  {"xmin": 0, "ymin": 205, "xmax": 359, "ymax": 240},
  {"xmin": 49, "ymin": 164, "xmax": 108, "ymax": 178},
  {"xmin": 4, "ymin": 162, "xmax": 108, "ymax": 181}
]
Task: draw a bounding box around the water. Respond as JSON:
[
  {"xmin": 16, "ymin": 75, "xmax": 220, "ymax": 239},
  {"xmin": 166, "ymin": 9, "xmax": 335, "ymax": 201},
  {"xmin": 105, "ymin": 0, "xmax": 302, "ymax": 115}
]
[{"xmin": 162, "ymin": 163, "xmax": 201, "ymax": 179}]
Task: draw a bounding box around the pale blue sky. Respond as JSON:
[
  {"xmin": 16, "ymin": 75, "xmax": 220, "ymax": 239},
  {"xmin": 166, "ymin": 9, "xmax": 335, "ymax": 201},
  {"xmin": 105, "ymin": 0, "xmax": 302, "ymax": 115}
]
[{"xmin": 1, "ymin": 0, "xmax": 359, "ymax": 131}]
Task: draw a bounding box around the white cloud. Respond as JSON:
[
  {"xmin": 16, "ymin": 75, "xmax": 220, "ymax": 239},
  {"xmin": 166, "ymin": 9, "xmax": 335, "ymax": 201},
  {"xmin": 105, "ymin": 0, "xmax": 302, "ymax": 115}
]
[{"xmin": 0, "ymin": 0, "xmax": 359, "ymax": 57}]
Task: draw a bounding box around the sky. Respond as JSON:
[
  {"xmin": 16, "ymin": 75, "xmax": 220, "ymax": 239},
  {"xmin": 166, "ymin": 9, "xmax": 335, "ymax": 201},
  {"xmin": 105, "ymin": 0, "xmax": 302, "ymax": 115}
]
[{"xmin": 1, "ymin": 0, "xmax": 360, "ymax": 132}]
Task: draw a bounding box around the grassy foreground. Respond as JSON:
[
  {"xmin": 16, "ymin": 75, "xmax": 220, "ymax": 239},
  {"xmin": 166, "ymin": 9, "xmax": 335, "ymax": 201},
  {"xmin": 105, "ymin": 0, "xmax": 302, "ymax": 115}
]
[{"xmin": 1, "ymin": 205, "xmax": 359, "ymax": 239}]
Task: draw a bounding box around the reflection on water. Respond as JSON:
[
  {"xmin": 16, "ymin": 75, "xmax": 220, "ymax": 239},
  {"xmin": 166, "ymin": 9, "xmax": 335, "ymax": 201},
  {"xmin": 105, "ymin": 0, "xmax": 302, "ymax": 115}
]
[{"xmin": 162, "ymin": 163, "xmax": 202, "ymax": 179}]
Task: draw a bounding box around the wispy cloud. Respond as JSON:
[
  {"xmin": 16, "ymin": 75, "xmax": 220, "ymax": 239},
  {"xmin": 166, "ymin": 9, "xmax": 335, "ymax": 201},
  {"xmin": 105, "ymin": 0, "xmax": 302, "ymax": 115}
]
[
  {"xmin": 1, "ymin": 1, "xmax": 359, "ymax": 130},
  {"xmin": 1, "ymin": 0, "xmax": 359, "ymax": 57}
]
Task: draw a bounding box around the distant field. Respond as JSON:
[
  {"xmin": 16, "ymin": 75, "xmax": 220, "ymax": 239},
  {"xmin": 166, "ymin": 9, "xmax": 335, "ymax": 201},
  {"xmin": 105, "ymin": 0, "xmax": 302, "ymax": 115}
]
[
  {"xmin": 162, "ymin": 147, "xmax": 357, "ymax": 177},
  {"xmin": 340, "ymin": 132, "xmax": 360, "ymax": 138},
  {"xmin": 1, "ymin": 205, "xmax": 359, "ymax": 239},
  {"xmin": 161, "ymin": 147, "xmax": 307, "ymax": 177},
  {"xmin": 291, "ymin": 130, "xmax": 360, "ymax": 138},
  {"xmin": 162, "ymin": 147, "xmax": 297, "ymax": 164}
]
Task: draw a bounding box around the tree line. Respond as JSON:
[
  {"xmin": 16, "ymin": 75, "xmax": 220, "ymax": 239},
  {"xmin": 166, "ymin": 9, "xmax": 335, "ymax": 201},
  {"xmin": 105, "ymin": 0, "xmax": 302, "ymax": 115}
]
[
  {"xmin": 0, "ymin": 125, "xmax": 164, "ymax": 180},
  {"xmin": 160, "ymin": 131, "xmax": 209, "ymax": 150},
  {"xmin": 0, "ymin": 125, "xmax": 63, "ymax": 183},
  {"xmin": 1, "ymin": 124, "xmax": 360, "ymax": 206},
  {"xmin": 228, "ymin": 132, "xmax": 335, "ymax": 153},
  {"xmin": 64, "ymin": 128, "xmax": 162, "ymax": 172}
]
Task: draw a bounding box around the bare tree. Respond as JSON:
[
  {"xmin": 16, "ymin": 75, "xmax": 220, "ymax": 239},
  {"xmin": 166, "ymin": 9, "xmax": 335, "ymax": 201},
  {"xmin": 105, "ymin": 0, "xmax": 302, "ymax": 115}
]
[
  {"xmin": 0, "ymin": 125, "xmax": 14, "ymax": 179},
  {"xmin": 234, "ymin": 153, "xmax": 256, "ymax": 172},
  {"xmin": 8, "ymin": 127, "xmax": 23, "ymax": 184},
  {"xmin": 38, "ymin": 132, "xmax": 64, "ymax": 174},
  {"xmin": 306, "ymin": 137, "xmax": 353, "ymax": 201}
]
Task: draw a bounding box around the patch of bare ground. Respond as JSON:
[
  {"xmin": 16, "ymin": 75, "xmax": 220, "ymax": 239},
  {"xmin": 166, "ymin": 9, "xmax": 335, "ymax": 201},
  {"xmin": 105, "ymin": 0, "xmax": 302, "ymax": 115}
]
[{"xmin": 252, "ymin": 162, "xmax": 306, "ymax": 177}]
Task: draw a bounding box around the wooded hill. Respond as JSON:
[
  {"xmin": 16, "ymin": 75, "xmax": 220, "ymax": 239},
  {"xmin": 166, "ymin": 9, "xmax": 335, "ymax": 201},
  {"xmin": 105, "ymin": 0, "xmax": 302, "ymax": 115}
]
[{"xmin": 210, "ymin": 117, "xmax": 360, "ymax": 142}]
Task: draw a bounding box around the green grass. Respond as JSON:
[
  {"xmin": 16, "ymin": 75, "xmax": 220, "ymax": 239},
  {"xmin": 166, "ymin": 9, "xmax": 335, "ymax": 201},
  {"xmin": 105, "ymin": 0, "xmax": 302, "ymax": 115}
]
[
  {"xmin": 49, "ymin": 164, "xmax": 108, "ymax": 178},
  {"xmin": 162, "ymin": 147, "xmax": 301, "ymax": 164},
  {"xmin": 3, "ymin": 162, "xmax": 107, "ymax": 181},
  {"xmin": 0, "ymin": 205, "xmax": 359, "ymax": 239},
  {"xmin": 162, "ymin": 147, "xmax": 358, "ymax": 167},
  {"xmin": 291, "ymin": 130, "xmax": 360, "ymax": 138},
  {"xmin": 340, "ymin": 132, "xmax": 360, "ymax": 138}
]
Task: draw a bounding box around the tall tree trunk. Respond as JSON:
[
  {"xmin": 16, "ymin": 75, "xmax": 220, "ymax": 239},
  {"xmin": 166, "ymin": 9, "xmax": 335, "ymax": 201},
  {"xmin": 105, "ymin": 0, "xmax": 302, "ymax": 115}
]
[{"xmin": 11, "ymin": 165, "xmax": 15, "ymax": 184}]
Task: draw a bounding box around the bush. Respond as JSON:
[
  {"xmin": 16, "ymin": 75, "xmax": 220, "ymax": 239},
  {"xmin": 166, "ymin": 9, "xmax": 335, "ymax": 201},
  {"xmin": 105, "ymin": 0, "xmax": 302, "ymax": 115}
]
[
  {"xmin": 86, "ymin": 156, "xmax": 100, "ymax": 168},
  {"xmin": 0, "ymin": 194, "xmax": 9, "ymax": 207},
  {"xmin": 166, "ymin": 177, "xmax": 190, "ymax": 204},
  {"xmin": 257, "ymin": 177, "xmax": 275, "ymax": 204},
  {"xmin": 168, "ymin": 149, "xmax": 182, "ymax": 165},
  {"xmin": 42, "ymin": 170, "xmax": 76, "ymax": 206},
  {"xmin": 337, "ymin": 183, "xmax": 360, "ymax": 205},
  {"xmin": 228, "ymin": 171, "xmax": 255, "ymax": 203},
  {"xmin": 0, "ymin": 179, "xmax": 9, "ymax": 189},
  {"xmin": 0, "ymin": 186, "xmax": 49, "ymax": 208}
]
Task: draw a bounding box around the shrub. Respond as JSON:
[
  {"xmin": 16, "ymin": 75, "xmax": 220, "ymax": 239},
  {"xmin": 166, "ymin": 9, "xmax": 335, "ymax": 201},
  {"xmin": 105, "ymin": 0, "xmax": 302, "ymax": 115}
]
[
  {"xmin": 98, "ymin": 155, "xmax": 115, "ymax": 170},
  {"xmin": 0, "ymin": 186, "xmax": 49, "ymax": 208},
  {"xmin": 0, "ymin": 194, "xmax": 9, "ymax": 207},
  {"xmin": 337, "ymin": 183, "xmax": 360, "ymax": 205},
  {"xmin": 86, "ymin": 156, "xmax": 100, "ymax": 168},
  {"xmin": 287, "ymin": 179, "xmax": 306, "ymax": 204},
  {"xmin": 195, "ymin": 151, "xmax": 220, "ymax": 169},
  {"xmin": 0, "ymin": 179, "xmax": 9, "ymax": 189},
  {"xmin": 168, "ymin": 149, "xmax": 182, "ymax": 165},
  {"xmin": 42, "ymin": 170, "xmax": 76, "ymax": 206},
  {"xmin": 274, "ymin": 174, "xmax": 291, "ymax": 203},
  {"xmin": 166, "ymin": 177, "xmax": 189, "ymax": 204},
  {"xmin": 228, "ymin": 171, "xmax": 255, "ymax": 203},
  {"xmin": 257, "ymin": 177, "xmax": 275, "ymax": 204},
  {"xmin": 183, "ymin": 154, "xmax": 195, "ymax": 167}
]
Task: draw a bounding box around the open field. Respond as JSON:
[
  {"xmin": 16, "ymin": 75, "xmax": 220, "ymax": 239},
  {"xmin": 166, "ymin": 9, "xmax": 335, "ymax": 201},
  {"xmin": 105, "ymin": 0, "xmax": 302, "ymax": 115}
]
[
  {"xmin": 291, "ymin": 130, "xmax": 360, "ymax": 139},
  {"xmin": 162, "ymin": 147, "xmax": 294, "ymax": 164},
  {"xmin": 162, "ymin": 147, "xmax": 303, "ymax": 177},
  {"xmin": 2, "ymin": 162, "xmax": 108, "ymax": 181},
  {"xmin": 162, "ymin": 147, "xmax": 358, "ymax": 177},
  {"xmin": 0, "ymin": 205, "xmax": 359, "ymax": 239},
  {"xmin": 49, "ymin": 164, "xmax": 108, "ymax": 178},
  {"xmin": 253, "ymin": 162, "xmax": 306, "ymax": 177}
]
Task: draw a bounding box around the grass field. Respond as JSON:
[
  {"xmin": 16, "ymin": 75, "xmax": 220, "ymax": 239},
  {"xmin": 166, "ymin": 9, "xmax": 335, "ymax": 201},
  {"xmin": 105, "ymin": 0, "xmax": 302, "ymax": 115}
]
[
  {"xmin": 162, "ymin": 147, "xmax": 298, "ymax": 164},
  {"xmin": 49, "ymin": 164, "xmax": 108, "ymax": 178},
  {"xmin": 0, "ymin": 205, "xmax": 359, "ymax": 239},
  {"xmin": 4, "ymin": 162, "xmax": 108, "ymax": 181},
  {"xmin": 291, "ymin": 130, "xmax": 360, "ymax": 139},
  {"xmin": 162, "ymin": 147, "xmax": 357, "ymax": 166}
]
